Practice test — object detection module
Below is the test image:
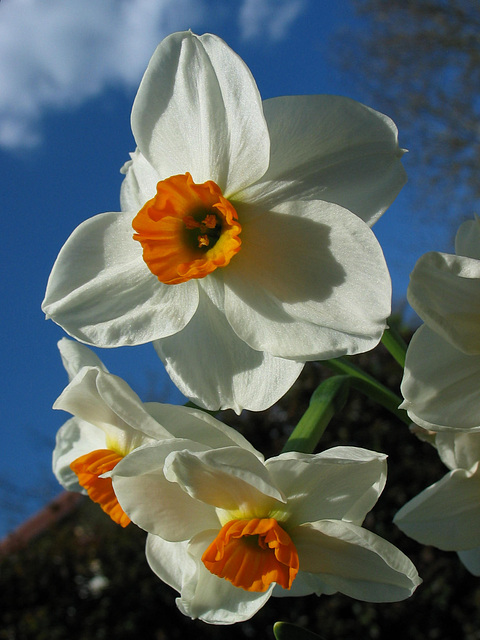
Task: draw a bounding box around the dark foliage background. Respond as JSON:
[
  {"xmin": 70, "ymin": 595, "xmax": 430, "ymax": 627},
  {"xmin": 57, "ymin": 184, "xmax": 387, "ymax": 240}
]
[{"xmin": 2, "ymin": 338, "xmax": 480, "ymax": 640}]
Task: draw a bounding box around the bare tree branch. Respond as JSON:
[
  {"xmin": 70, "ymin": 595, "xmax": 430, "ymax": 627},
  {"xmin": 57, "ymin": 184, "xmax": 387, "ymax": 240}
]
[{"xmin": 338, "ymin": 0, "xmax": 480, "ymax": 224}]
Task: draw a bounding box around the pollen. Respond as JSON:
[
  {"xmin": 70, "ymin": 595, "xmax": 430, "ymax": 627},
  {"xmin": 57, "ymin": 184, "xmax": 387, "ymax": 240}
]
[
  {"xmin": 202, "ymin": 518, "xmax": 299, "ymax": 592},
  {"xmin": 132, "ymin": 172, "xmax": 242, "ymax": 285},
  {"xmin": 70, "ymin": 449, "xmax": 130, "ymax": 528}
]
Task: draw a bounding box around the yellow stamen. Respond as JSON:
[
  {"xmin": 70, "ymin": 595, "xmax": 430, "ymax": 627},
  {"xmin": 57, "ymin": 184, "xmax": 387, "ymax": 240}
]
[
  {"xmin": 202, "ymin": 518, "xmax": 299, "ymax": 592},
  {"xmin": 132, "ymin": 172, "xmax": 242, "ymax": 284},
  {"xmin": 198, "ymin": 234, "xmax": 210, "ymax": 248},
  {"xmin": 203, "ymin": 214, "xmax": 218, "ymax": 229},
  {"xmin": 70, "ymin": 449, "xmax": 130, "ymax": 528}
]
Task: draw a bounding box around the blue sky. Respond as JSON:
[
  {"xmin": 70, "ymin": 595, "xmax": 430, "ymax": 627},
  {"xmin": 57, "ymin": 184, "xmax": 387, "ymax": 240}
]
[{"xmin": 0, "ymin": 0, "xmax": 456, "ymax": 538}]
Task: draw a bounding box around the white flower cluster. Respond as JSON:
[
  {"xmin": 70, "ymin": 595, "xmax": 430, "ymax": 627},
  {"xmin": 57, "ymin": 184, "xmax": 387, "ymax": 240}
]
[
  {"xmin": 52, "ymin": 338, "xmax": 420, "ymax": 623},
  {"xmin": 396, "ymin": 216, "xmax": 480, "ymax": 574},
  {"xmin": 47, "ymin": 30, "xmax": 480, "ymax": 627}
]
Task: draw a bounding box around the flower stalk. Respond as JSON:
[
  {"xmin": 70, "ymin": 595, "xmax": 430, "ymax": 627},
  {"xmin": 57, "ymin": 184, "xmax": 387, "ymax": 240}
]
[
  {"xmin": 323, "ymin": 357, "xmax": 410, "ymax": 426},
  {"xmin": 281, "ymin": 375, "xmax": 350, "ymax": 454},
  {"xmin": 381, "ymin": 325, "xmax": 408, "ymax": 368}
]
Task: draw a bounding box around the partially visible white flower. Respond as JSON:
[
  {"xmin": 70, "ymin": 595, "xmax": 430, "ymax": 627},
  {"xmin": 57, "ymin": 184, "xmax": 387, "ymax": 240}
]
[
  {"xmin": 53, "ymin": 338, "xmax": 258, "ymax": 526},
  {"xmin": 401, "ymin": 215, "xmax": 480, "ymax": 430},
  {"xmin": 43, "ymin": 31, "xmax": 403, "ymax": 413},
  {"xmin": 395, "ymin": 430, "xmax": 480, "ymax": 575},
  {"xmin": 112, "ymin": 444, "xmax": 420, "ymax": 624}
]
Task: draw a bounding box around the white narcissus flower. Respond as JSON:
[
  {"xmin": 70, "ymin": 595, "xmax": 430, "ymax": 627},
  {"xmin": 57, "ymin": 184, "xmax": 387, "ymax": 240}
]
[
  {"xmin": 395, "ymin": 430, "xmax": 480, "ymax": 576},
  {"xmin": 53, "ymin": 338, "xmax": 259, "ymax": 527},
  {"xmin": 43, "ymin": 31, "xmax": 403, "ymax": 413},
  {"xmin": 111, "ymin": 444, "xmax": 420, "ymax": 624},
  {"xmin": 400, "ymin": 215, "xmax": 480, "ymax": 430}
]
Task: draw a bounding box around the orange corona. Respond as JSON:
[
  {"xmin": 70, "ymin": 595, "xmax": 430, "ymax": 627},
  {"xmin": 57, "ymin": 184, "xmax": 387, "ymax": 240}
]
[
  {"xmin": 70, "ymin": 449, "xmax": 130, "ymax": 528},
  {"xmin": 132, "ymin": 173, "xmax": 242, "ymax": 284},
  {"xmin": 202, "ymin": 518, "xmax": 299, "ymax": 592}
]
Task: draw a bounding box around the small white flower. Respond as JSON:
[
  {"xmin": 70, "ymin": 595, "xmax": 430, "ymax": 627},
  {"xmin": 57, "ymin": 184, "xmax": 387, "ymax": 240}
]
[
  {"xmin": 112, "ymin": 444, "xmax": 420, "ymax": 624},
  {"xmin": 43, "ymin": 31, "xmax": 403, "ymax": 413},
  {"xmin": 395, "ymin": 430, "xmax": 480, "ymax": 575},
  {"xmin": 401, "ymin": 215, "xmax": 480, "ymax": 430},
  {"xmin": 52, "ymin": 338, "xmax": 258, "ymax": 526}
]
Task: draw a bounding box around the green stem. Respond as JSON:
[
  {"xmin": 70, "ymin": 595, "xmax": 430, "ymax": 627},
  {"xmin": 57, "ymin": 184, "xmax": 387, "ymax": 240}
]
[
  {"xmin": 281, "ymin": 375, "xmax": 350, "ymax": 454},
  {"xmin": 381, "ymin": 325, "xmax": 407, "ymax": 368},
  {"xmin": 323, "ymin": 357, "xmax": 410, "ymax": 425}
]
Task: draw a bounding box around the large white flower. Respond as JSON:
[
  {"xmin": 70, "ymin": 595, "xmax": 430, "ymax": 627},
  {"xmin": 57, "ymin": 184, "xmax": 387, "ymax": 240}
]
[
  {"xmin": 401, "ymin": 216, "xmax": 480, "ymax": 430},
  {"xmin": 42, "ymin": 31, "xmax": 403, "ymax": 413},
  {"xmin": 53, "ymin": 338, "xmax": 258, "ymax": 526},
  {"xmin": 395, "ymin": 430, "xmax": 480, "ymax": 576},
  {"xmin": 112, "ymin": 444, "xmax": 420, "ymax": 624}
]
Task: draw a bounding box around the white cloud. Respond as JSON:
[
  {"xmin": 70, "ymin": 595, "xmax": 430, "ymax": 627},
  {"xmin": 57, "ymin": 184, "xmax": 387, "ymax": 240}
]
[
  {"xmin": 238, "ymin": 0, "xmax": 306, "ymax": 41},
  {"xmin": 0, "ymin": 0, "xmax": 207, "ymax": 150},
  {"xmin": 0, "ymin": 0, "xmax": 306, "ymax": 151}
]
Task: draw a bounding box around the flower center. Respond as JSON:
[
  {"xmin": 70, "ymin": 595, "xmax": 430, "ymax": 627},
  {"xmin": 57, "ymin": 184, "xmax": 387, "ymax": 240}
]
[
  {"xmin": 132, "ymin": 172, "xmax": 242, "ymax": 285},
  {"xmin": 70, "ymin": 449, "xmax": 130, "ymax": 528},
  {"xmin": 201, "ymin": 518, "xmax": 299, "ymax": 592}
]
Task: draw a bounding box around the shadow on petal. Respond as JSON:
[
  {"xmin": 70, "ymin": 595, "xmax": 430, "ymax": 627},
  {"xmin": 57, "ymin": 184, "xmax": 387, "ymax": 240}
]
[{"xmin": 228, "ymin": 205, "xmax": 346, "ymax": 312}]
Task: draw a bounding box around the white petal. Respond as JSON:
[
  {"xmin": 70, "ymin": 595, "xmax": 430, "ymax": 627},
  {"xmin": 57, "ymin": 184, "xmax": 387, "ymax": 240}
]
[
  {"xmin": 112, "ymin": 440, "xmax": 219, "ymax": 540},
  {"xmin": 458, "ymin": 547, "xmax": 480, "ymax": 576},
  {"xmin": 154, "ymin": 279, "xmax": 304, "ymax": 413},
  {"xmin": 144, "ymin": 403, "xmax": 262, "ymax": 457},
  {"xmin": 120, "ymin": 148, "xmax": 159, "ymax": 211},
  {"xmin": 407, "ymin": 251, "xmax": 480, "ymax": 354},
  {"xmin": 394, "ymin": 468, "xmax": 480, "ymax": 550},
  {"xmin": 131, "ymin": 31, "xmax": 270, "ymax": 195},
  {"xmin": 146, "ymin": 534, "xmax": 194, "ymax": 594},
  {"xmin": 177, "ymin": 530, "xmax": 273, "ymax": 624},
  {"xmin": 224, "ymin": 200, "xmax": 391, "ymax": 359},
  {"xmin": 164, "ymin": 446, "xmax": 285, "ymax": 514},
  {"xmin": 53, "ymin": 366, "xmax": 170, "ymax": 450},
  {"xmin": 293, "ymin": 520, "xmax": 420, "ymax": 601},
  {"xmin": 401, "ymin": 324, "xmax": 480, "ymax": 430},
  {"xmin": 272, "ymin": 571, "xmax": 337, "ymax": 598},
  {"xmin": 455, "ymin": 216, "xmax": 480, "ymax": 260},
  {"xmin": 42, "ymin": 211, "xmax": 199, "ymax": 346},
  {"xmin": 52, "ymin": 417, "xmax": 107, "ymax": 492},
  {"xmin": 239, "ymin": 95, "xmax": 406, "ymax": 225},
  {"xmin": 265, "ymin": 448, "xmax": 386, "ymax": 526},
  {"xmin": 57, "ymin": 337, "xmax": 107, "ymax": 382},
  {"xmin": 435, "ymin": 431, "xmax": 480, "ymax": 472}
]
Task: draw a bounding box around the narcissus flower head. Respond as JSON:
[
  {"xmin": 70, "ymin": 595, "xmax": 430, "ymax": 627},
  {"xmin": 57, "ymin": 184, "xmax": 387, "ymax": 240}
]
[
  {"xmin": 52, "ymin": 339, "xmax": 260, "ymax": 526},
  {"xmin": 43, "ymin": 31, "xmax": 404, "ymax": 413},
  {"xmin": 400, "ymin": 215, "xmax": 480, "ymax": 431},
  {"xmin": 111, "ymin": 444, "xmax": 420, "ymax": 624}
]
